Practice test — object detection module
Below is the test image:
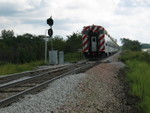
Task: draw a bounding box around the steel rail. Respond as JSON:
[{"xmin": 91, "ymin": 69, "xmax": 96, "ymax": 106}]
[
  {"xmin": 0, "ymin": 66, "xmax": 69, "ymax": 91},
  {"xmin": 0, "ymin": 60, "xmax": 87, "ymax": 84},
  {"xmin": 0, "ymin": 65, "xmax": 71, "ymax": 84},
  {"xmin": 0, "ymin": 62, "xmax": 96, "ymax": 108}
]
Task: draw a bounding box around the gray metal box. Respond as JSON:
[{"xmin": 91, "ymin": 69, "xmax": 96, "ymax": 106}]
[
  {"xmin": 49, "ymin": 50, "xmax": 58, "ymax": 65},
  {"xmin": 59, "ymin": 51, "xmax": 64, "ymax": 64}
]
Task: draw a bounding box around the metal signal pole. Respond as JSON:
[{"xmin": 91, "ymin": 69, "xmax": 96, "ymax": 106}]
[
  {"xmin": 45, "ymin": 16, "xmax": 54, "ymax": 64},
  {"xmin": 44, "ymin": 29, "xmax": 48, "ymax": 64},
  {"xmin": 47, "ymin": 16, "xmax": 54, "ymax": 50}
]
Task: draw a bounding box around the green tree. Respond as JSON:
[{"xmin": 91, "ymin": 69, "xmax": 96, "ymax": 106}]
[
  {"xmin": 22, "ymin": 33, "xmax": 33, "ymax": 39},
  {"xmin": 1, "ymin": 30, "xmax": 14, "ymax": 39},
  {"xmin": 48, "ymin": 36, "xmax": 65, "ymax": 51},
  {"xmin": 0, "ymin": 30, "xmax": 45, "ymax": 64},
  {"xmin": 121, "ymin": 38, "xmax": 141, "ymax": 51},
  {"xmin": 0, "ymin": 30, "xmax": 83, "ymax": 64},
  {"xmin": 65, "ymin": 32, "xmax": 82, "ymax": 53}
]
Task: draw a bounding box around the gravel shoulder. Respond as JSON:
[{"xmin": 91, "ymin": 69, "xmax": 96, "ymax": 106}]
[
  {"xmin": 56, "ymin": 53, "xmax": 128, "ymax": 113},
  {"xmin": 0, "ymin": 52, "xmax": 131, "ymax": 113}
]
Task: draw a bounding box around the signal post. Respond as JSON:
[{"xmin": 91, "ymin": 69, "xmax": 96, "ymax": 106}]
[{"xmin": 45, "ymin": 16, "xmax": 54, "ymax": 64}]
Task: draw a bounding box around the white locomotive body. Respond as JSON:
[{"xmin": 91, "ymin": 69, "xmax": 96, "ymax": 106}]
[{"xmin": 82, "ymin": 25, "xmax": 119, "ymax": 59}]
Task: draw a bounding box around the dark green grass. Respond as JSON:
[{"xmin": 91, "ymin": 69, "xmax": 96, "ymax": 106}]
[
  {"xmin": 120, "ymin": 51, "xmax": 150, "ymax": 113},
  {"xmin": 65, "ymin": 52, "xmax": 84, "ymax": 62}
]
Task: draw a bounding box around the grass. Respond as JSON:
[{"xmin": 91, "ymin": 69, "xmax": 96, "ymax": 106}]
[
  {"xmin": 64, "ymin": 52, "xmax": 84, "ymax": 62},
  {"xmin": 0, "ymin": 52, "xmax": 84, "ymax": 76},
  {"xmin": 120, "ymin": 51, "xmax": 150, "ymax": 113},
  {"xmin": 0, "ymin": 60, "xmax": 44, "ymax": 76},
  {"xmin": 120, "ymin": 50, "xmax": 150, "ymax": 63}
]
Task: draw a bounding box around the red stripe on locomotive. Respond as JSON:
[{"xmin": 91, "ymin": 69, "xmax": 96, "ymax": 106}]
[
  {"xmin": 100, "ymin": 46, "xmax": 105, "ymax": 51},
  {"xmin": 82, "ymin": 26, "xmax": 90, "ymax": 33},
  {"xmin": 100, "ymin": 40, "xmax": 105, "ymax": 47},
  {"xmin": 82, "ymin": 40, "xmax": 88, "ymax": 47},
  {"xmin": 83, "ymin": 46, "xmax": 89, "ymax": 52},
  {"xmin": 98, "ymin": 34, "xmax": 105, "ymax": 41},
  {"xmin": 82, "ymin": 35, "xmax": 88, "ymax": 40}
]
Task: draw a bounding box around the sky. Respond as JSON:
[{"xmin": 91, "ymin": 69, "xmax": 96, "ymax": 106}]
[{"xmin": 0, "ymin": 0, "xmax": 150, "ymax": 45}]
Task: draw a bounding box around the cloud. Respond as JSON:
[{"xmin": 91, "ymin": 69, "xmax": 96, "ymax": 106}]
[
  {"xmin": 112, "ymin": 0, "xmax": 150, "ymax": 44},
  {"xmin": 21, "ymin": 19, "xmax": 45, "ymax": 25},
  {"xmin": 0, "ymin": 0, "xmax": 150, "ymax": 45},
  {"xmin": 0, "ymin": 3, "xmax": 22, "ymax": 16},
  {"xmin": 119, "ymin": 0, "xmax": 150, "ymax": 7},
  {"xmin": 0, "ymin": 1, "xmax": 33, "ymax": 16}
]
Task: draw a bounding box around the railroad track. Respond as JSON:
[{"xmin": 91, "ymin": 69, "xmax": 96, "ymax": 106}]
[
  {"xmin": 0, "ymin": 64, "xmax": 72, "ymax": 84},
  {"xmin": 0, "ymin": 61, "xmax": 98, "ymax": 108}
]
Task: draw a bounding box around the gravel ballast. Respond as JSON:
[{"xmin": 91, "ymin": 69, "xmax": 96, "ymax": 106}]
[
  {"xmin": 0, "ymin": 52, "xmax": 130, "ymax": 113},
  {"xmin": 0, "ymin": 74, "xmax": 87, "ymax": 113}
]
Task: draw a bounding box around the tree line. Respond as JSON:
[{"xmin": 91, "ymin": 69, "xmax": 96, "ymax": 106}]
[
  {"xmin": 121, "ymin": 38, "xmax": 141, "ymax": 51},
  {"xmin": 0, "ymin": 30, "xmax": 82, "ymax": 64},
  {"xmin": 1, "ymin": 30, "xmax": 144, "ymax": 64},
  {"xmin": 141, "ymin": 43, "xmax": 150, "ymax": 49}
]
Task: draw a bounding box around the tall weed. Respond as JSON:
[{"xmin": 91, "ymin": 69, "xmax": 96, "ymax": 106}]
[{"xmin": 121, "ymin": 51, "xmax": 150, "ymax": 113}]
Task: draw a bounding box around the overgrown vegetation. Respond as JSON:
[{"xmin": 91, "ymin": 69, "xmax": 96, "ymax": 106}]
[
  {"xmin": 0, "ymin": 30, "xmax": 82, "ymax": 64},
  {"xmin": 0, "ymin": 60, "xmax": 44, "ymax": 76},
  {"xmin": 0, "ymin": 30, "xmax": 83, "ymax": 75},
  {"xmin": 120, "ymin": 38, "xmax": 150, "ymax": 113},
  {"xmin": 0, "ymin": 32, "xmax": 45, "ymax": 64},
  {"xmin": 121, "ymin": 38, "xmax": 141, "ymax": 51},
  {"xmin": 65, "ymin": 52, "xmax": 84, "ymax": 62}
]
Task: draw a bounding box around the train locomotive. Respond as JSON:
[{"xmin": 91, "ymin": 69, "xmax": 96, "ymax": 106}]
[{"xmin": 82, "ymin": 25, "xmax": 119, "ymax": 59}]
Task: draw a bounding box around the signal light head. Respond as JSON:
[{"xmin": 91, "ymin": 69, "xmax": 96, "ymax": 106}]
[
  {"xmin": 48, "ymin": 28, "xmax": 53, "ymax": 37},
  {"xmin": 47, "ymin": 17, "xmax": 54, "ymax": 26}
]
